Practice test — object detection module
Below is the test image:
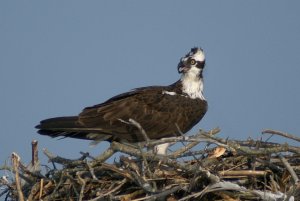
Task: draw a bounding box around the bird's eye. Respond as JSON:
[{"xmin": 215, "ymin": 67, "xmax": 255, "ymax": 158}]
[{"xmin": 190, "ymin": 59, "xmax": 196, "ymax": 65}]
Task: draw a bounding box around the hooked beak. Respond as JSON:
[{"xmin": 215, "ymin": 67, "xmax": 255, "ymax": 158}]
[{"xmin": 177, "ymin": 61, "xmax": 190, "ymax": 73}]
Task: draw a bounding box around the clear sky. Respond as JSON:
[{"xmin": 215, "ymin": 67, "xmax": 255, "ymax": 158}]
[{"xmin": 1, "ymin": 1, "xmax": 300, "ymax": 165}]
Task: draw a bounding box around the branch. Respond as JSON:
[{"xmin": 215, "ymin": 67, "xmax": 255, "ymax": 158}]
[
  {"xmin": 31, "ymin": 140, "xmax": 39, "ymax": 167},
  {"xmin": 43, "ymin": 148, "xmax": 88, "ymax": 167},
  {"xmin": 129, "ymin": 118, "xmax": 150, "ymax": 142},
  {"xmin": 93, "ymin": 146, "xmax": 115, "ymax": 164},
  {"xmin": 201, "ymin": 133, "xmax": 294, "ymax": 155},
  {"xmin": 87, "ymin": 179, "xmax": 127, "ymax": 201},
  {"xmin": 171, "ymin": 128, "xmax": 221, "ymax": 158},
  {"xmin": 11, "ymin": 153, "xmax": 25, "ymax": 201},
  {"xmin": 110, "ymin": 141, "xmax": 220, "ymax": 184},
  {"xmin": 262, "ymin": 129, "xmax": 300, "ymax": 142},
  {"xmin": 278, "ymin": 154, "xmax": 299, "ymax": 184}
]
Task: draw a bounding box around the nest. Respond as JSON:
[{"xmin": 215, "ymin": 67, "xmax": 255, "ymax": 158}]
[{"xmin": 1, "ymin": 128, "xmax": 299, "ymax": 201}]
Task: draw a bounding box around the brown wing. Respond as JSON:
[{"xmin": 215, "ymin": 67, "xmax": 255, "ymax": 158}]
[{"xmin": 78, "ymin": 88, "xmax": 207, "ymax": 142}]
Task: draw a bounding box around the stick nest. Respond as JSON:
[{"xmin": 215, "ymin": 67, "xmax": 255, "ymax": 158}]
[{"xmin": 1, "ymin": 128, "xmax": 300, "ymax": 201}]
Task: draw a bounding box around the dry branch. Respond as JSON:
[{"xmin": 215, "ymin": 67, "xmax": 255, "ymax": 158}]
[
  {"xmin": 11, "ymin": 153, "xmax": 25, "ymax": 201},
  {"xmin": 262, "ymin": 129, "xmax": 300, "ymax": 142},
  {"xmin": 1, "ymin": 128, "xmax": 299, "ymax": 200}
]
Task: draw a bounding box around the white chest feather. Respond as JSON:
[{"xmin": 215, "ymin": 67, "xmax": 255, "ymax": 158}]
[{"xmin": 181, "ymin": 67, "xmax": 205, "ymax": 100}]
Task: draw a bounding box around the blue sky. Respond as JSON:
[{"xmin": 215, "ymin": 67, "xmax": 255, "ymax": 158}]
[{"xmin": 1, "ymin": 1, "xmax": 300, "ymax": 165}]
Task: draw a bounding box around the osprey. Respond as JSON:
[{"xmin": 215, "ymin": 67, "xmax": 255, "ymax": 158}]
[{"xmin": 36, "ymin": 47, "xmax": 208, "ymax": 154}]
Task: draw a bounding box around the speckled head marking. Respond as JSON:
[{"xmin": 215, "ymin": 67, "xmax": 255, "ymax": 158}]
[
  {"xmin": 177, "ymin": 47, "xmax": 205, "ymax": 76},
  {"xmin": 177, "ymin": 47, "xmax": 206, "ymax": 99}
]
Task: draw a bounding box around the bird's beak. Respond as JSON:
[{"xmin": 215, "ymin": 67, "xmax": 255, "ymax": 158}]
[{"xmin": 177, "ymin": 61, "xmax": 190, "ymax": 74}]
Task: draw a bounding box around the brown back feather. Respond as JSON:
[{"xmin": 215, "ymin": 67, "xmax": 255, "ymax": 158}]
[{"xmin": 78, "ymin": 87, "xmax": 207, "ymax": 142}]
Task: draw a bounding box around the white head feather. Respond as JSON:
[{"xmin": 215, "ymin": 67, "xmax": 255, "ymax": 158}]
[{"xmin": 180, "ymin": 48, "xmax": 205, "ymax": 100}]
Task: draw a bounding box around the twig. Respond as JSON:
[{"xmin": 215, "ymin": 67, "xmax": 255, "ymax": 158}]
[
  {"xmin": 278, "ymin": 154, "xmax": 299, "ymax": 184},
  {"xmin": 132, "ymin": 185, "xmax": 184, "ymax": 201},
  {"xmin": 178, "ymin": 188, "xmax": 206, "ymax": 201},
  {"xmin": 129, "ymin": 118, "xmax": 150, "ymax": 142},
  {"xmin": 254, "ymin": 158, "xmax": 283, "ymax": 173},
  {"xmin": 174, "ymin": 124, "xmax": 200, "ymax": 161},
  {"xmin": 201, "ymin": 133, "xmax": 292, "ymax": 155},
  {"xmin": 171, "ymin": 128, "xmax": 220, "ymax": 158},
  {"xmin": 43, "ymin": 148, "xmax": 73, "ymax": 165},
  {"xmin": 111, "ymin": 141, "xmax": 220, "ymax": 185},
  {"xmin": 219, "ymin": 170, "xmax": 268, "ymax": 177},
  {"xmin": 14, "ymin": 162, "xmax": 38, "ymax": 184},
  {"xmin": 88, "ymin": 178, "xmax": 127, "ymax": 201},
  {"xmin": 175, "ymin": 124, "xmax": 205, "ymax": 193},
  {"xmin": 262, "ymin": 129, "xmax": 300, "ymax": 142},
  {"xmin": 180, "ymin": 181, "xmax": 247, "ymax": 201},
  {"xmin": 172, "ymin": 147, "xmax": 215, "ymax": 158},
  {"xmin": 130, "ymin": 171, "xmax": 155, "ymax": 193},
  {"xmin": 142, "ymin": 127, "xmax": 222, "ymax": 148},
  {"xmin": 48, "ymin": 171, "xmax": 65, "ymax": 199},
  {"xmin": 99, "ymin": 163, "xmax": 133, "ymax": 180},
  {"xmin": 86, "ymin": 161, "xmax": 98, "ymax": 180},
  {"xmin": 110, "ymin": 141, "xmax": 188, "ymax": 170},
  {"xmin": 11, "ymin": 153, "xmax": 25, "ymax": 201},
  {"xmin": 234, "ymin": 139, "xmax": 300, "ymax": 154},
  {"xmin": 2, "ymin": 128, "xmax": 299, "ymax": 200},
  {"xmin": 120, "ymin": 156, "xmax": 140, "ymax": 173},
  {"xmin": 31, "ymin": 140, "xmax": 39, "ymax": 167},
  {"xmin": 39, "ymin": 178, "xmax": 43, "ymax": 199},
  {"xmin": 93, "ymin": 146, "xmax": 115, "ymax": 164},
  {"xmin": 43, "ymin": 148, "xmax": 87, "ymax": 167},
  {"xmin": 19, "ymin": 161, "xmax": 44, "ymax": 182},
  {"xmin": 116, "ymin": 190, "xmax": 145, "ymax": 201},
  {"xmin": 77, "ymin": 172, "xmax": 86, "ymax": 201}
]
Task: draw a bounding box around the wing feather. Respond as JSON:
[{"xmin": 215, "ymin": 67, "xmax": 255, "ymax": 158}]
[{"xmin": 78, "ymin": 87, "xmax": 207, "ymax": 142}]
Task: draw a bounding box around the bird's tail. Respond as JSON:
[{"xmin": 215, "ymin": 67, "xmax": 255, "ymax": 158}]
[{"xmin": 36, "ymin": 116, "xmax": 94, "ymax": 140}]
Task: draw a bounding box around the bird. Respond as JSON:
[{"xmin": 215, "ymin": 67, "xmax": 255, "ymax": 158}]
[{"xmin": 36, "ymin": 47, "xmax": 208, "ymax": 154}]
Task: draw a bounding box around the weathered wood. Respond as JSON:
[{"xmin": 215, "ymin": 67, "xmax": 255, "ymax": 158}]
[{"xmin": 1, "ymin": 128, "xmax": 299, "ymax": 200}]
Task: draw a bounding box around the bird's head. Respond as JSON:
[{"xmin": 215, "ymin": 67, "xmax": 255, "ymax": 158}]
[{"xmin": 177, "ymin": 47, "xmax": 205, "ymax": 77}]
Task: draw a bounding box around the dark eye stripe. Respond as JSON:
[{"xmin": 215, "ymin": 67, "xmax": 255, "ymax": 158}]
[
  {"xmin": 196, "ymin": 60, "xmax": 205, "ymax": 69},
  {"xmin": 182, "ymin": 56, "xmax": 205, "ymax": 68}
]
